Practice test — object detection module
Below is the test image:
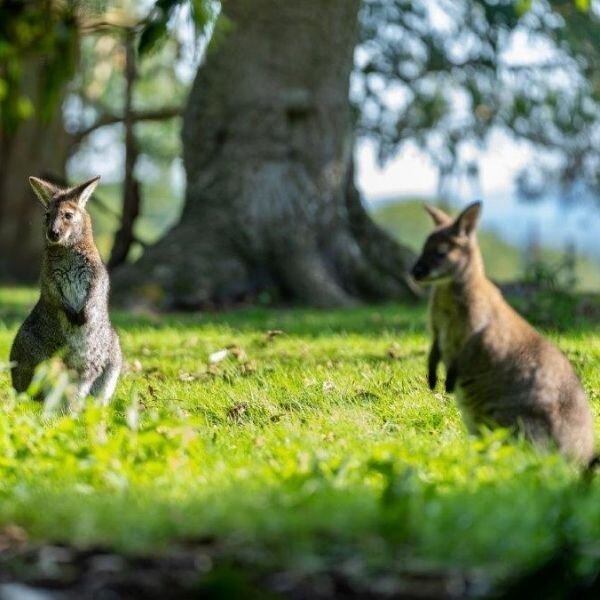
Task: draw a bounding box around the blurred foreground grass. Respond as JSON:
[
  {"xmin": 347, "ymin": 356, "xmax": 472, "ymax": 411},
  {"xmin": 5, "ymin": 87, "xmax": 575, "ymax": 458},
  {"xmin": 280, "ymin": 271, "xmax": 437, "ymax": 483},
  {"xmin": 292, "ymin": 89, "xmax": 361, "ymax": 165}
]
[{"xmin": 0, "ymin": 287, "xmax": 600, "ymax": 590}]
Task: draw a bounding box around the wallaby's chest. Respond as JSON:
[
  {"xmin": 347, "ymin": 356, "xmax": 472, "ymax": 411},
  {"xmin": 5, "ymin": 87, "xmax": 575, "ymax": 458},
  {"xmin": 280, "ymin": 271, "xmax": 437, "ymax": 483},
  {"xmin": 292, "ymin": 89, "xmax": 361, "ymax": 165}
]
[
  {"xmin": 48, "ymin": 256, "xmax": 93, "ymax": 313},
  {"xmin": 431, "ymin": 303, "xmax": 468, "ymax": 364},
  {"xmin": 430, "ymin": 288, "xmax": 484, "ymax": 365}
]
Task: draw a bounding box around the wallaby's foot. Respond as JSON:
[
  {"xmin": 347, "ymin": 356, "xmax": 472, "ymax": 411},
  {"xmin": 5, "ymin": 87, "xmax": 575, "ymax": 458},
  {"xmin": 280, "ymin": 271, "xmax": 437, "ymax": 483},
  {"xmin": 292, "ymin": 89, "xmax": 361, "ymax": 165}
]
[
  {"xmin": 74, "ymin": 380, "xmax": 94, "ymax": 403},
  {"xmin": 11, "ymin": 364, "xmax": 34, "ymax": 395},
  {"xmin": 427, "ymin": 372, "xmax": 437, "ymax": 391},
  {"xmin": 9, "ymin": 325, "xmax": 49, "ymax": 396}
]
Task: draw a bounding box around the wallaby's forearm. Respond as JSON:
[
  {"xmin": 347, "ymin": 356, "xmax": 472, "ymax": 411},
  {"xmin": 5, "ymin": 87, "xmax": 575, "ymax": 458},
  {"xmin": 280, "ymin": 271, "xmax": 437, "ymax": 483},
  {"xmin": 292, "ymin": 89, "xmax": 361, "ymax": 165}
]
[
  {"xmin": 445, "ymin": 360, "xmax": 458, "ymax": 393},
  {"xmin": 56, "ymin": 283, "xmax": 89, "ymax": 327},
  {"xmin": 428, "ymin": 338, "xmax": 440, "ymax": 390}
]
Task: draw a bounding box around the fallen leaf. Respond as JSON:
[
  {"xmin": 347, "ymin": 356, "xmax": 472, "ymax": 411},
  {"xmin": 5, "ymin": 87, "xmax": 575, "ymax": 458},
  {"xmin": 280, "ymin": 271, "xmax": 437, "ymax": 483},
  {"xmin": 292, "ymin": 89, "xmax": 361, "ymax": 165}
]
[
  {"xmin": 227, "ymin": 402, "xmax": 249, "ymax": 422},
  {"xmin": 229, "ymin": 346, "xmax": 247, "ymax": 361},
  {"xmin": 208, "ymin": 349, "xmax": 229, "ymax": 364},
  {"xmin": 322, "ymin": 381, "xmax": 335, "ymax": 393},
  {"xmin": 129, "ymin": 359, "xmax": 144, "ymax": 373},
  {"xmin": 386, "ymin": 343, "xmax": 402, "ymax": 359},
  {"xmin": 178, "ymin": 371, "xmax": 198, "ymax": 382},
  {"xmin": 0, "ymin": 524, "xmax": 27, "ymax": 552},
  {"xmin": 266, "ymin": 329, "xmax": 284, "ymax": 341}
]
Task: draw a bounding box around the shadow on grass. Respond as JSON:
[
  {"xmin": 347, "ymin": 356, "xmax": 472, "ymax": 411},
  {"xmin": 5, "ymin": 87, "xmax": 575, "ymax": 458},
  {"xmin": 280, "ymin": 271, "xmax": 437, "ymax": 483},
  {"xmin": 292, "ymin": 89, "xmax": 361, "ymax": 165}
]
[
  {"xmin": 2, "ymin": 286, "xmax": 600, "ymax": 338},
  {"xmin": 0, "ymin": 290, "xmax": 427, "ymax": 338}
]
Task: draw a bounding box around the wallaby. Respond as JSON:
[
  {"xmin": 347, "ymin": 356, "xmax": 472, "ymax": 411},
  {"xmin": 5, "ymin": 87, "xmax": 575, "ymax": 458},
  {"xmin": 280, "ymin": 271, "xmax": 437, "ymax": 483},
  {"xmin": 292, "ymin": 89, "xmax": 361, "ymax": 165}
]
[
  {"xmin": 411, "ymin": 201, "xmax": 595, "ymax": 465},
  {"xmin": 10, "ymin": 176, "xmax": 122, "ymax": 404}
]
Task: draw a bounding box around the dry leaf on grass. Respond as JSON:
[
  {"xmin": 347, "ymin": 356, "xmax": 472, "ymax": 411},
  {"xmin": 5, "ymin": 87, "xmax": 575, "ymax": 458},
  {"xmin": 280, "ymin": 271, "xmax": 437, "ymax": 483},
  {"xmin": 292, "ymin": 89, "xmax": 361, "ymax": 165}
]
[
  {"xmin": 178, "ymin": 371, "xmax": 199, "ymax": 382},
  {"xmin": 386, "ymin": 343, "xmax": 402, "ymax": 359},
  {"xmin": 227, "ymin": 402, "xmax": 249, "ymax": 422}
]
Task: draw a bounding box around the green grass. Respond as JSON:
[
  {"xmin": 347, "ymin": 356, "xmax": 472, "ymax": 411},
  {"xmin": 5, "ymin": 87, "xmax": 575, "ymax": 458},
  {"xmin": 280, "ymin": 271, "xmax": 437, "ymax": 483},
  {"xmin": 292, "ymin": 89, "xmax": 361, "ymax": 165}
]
[{"xmin": 1, "ymin": 287, "xmax": 600, "ymax": 587}]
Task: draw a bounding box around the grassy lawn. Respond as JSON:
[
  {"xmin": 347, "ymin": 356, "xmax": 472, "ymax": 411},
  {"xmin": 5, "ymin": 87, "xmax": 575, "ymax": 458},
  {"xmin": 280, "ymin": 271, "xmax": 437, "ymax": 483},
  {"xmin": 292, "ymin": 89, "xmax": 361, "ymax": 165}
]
[{"xmin": 1, "ymin": 287, "xmax": 600, "ymax": 594}]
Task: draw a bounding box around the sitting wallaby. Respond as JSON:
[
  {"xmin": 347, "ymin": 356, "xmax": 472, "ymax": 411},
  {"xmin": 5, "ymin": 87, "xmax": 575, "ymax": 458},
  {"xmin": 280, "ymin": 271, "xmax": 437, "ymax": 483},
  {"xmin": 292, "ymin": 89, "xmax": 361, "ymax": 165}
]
[
  {"xmin": 411, "ymin": 201, "xmax": 595, "ymax": 464},
  {"xmin": 10, "ymin": 176, "xmax": 122, "ymax": 404}
]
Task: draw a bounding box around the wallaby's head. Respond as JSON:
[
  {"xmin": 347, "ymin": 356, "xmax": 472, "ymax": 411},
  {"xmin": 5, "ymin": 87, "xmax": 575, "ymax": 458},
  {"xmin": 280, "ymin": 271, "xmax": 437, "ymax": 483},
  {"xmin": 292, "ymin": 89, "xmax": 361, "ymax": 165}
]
[
  {"xmin": 411, "ymin": 201, "xmax": 482, "ymax": 284},
  {"xmin": 29, "ymin": 176, "xmax": 100, "ymax": 247}
]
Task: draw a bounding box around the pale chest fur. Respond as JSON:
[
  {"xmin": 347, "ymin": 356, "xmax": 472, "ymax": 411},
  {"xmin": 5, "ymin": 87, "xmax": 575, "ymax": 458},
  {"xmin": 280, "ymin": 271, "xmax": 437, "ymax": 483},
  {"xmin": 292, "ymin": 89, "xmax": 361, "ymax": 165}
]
[
  {"xmin": 430, "ymin": 285, "xmax": 490, "ymax": 367},
  {"xmin": 48, "ymin": 254, "xmax": 93, "ymax": 313}
]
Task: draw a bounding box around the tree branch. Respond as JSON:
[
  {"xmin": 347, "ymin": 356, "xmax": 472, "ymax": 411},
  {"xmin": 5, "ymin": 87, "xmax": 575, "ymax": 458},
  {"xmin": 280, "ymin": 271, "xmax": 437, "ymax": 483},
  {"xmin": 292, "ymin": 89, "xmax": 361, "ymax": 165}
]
[{"xmin": 71, "ymin": 107, "xmax": 182, "ymax": 144}]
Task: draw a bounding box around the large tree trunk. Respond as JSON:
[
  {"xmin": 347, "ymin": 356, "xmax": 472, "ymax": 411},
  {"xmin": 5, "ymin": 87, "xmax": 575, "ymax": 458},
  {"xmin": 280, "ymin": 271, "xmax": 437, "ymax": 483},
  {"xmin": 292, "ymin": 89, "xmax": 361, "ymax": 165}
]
[
  {"xmin": 0, "ymin": 61, "xmax": 70, "ymax": 282},
  {"xmin": 114, "ymin": 0, "xmax": 416, "ymax": 308}
]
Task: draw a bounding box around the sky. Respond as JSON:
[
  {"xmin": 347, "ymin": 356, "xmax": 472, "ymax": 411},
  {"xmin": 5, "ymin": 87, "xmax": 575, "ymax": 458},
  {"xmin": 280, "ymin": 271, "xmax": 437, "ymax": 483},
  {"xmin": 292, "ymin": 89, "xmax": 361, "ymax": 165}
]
[
  {"xmin": 355, "ymin": 132, "xmax": 600, "ymax": 260},
  {"xmin": 355, "ymin": 131, "xmax": 535, "ymax": 202}
]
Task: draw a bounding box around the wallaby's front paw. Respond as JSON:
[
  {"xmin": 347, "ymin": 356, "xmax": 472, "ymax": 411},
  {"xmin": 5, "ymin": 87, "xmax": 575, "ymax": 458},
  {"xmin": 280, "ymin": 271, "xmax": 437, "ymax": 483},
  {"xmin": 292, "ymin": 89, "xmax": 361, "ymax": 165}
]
[
  {"xmin": 445, "ymin": 367, "xmax": 457, "ymax": 393},
  {"xmin": 65, "ymin": 307, "xmax": 86, "ymax": 327}
]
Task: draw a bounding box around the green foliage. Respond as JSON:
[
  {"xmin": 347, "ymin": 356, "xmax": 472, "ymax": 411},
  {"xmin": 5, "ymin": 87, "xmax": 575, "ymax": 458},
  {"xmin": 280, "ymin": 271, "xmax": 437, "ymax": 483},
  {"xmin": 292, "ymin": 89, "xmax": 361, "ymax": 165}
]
[
  {"xmin": 0, "ymin": 287, "xmax": 600, "ymax": 583},
  {"xmin": 138, "ymin": 0, "xmax": 216, "ymax": 55},
  {"xmin": 357, "ymin": 0, "xmax": 600, "ymax": 191},
  {"xmin": 0, "ymin": 1, "xmax": 106, "ymax": 131}
]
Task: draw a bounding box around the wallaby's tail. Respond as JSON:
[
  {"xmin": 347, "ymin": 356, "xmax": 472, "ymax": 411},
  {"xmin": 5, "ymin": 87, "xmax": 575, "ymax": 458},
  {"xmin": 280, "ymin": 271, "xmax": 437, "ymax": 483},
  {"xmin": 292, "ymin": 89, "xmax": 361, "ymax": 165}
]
[
  {"xmin": 583, "ymin": 453, "xmax": 600, "ymax": 485},
  {"xmin": 587, "ymin": 454, "xmax": 600, "ymax": 470}
]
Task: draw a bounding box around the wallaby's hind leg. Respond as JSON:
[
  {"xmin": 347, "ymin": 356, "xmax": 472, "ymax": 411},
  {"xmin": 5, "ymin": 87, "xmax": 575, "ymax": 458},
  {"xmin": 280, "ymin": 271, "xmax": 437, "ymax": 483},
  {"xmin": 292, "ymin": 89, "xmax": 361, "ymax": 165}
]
[
  {"xmin": 10, "ymin": 327, "xmax": 49, "ymax": 395},
  {"xmin": 91, "ymin": 361, "xmax": 121, "ymax": 405},
  {"xmin": 91, "ymin": 334, "xmax": 122, "ymax": 405}
]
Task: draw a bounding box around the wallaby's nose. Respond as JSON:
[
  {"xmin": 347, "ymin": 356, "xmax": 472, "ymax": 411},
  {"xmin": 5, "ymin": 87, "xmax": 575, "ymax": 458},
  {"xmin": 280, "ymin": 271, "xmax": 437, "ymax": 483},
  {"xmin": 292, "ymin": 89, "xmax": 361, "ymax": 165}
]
[
  {"xmin": 48, "ymin": 229, "xmax": 60, "ymax": 242},
  {"xmin": 411, "ymin": 261, "xmax": 427, "ymax": 281}
]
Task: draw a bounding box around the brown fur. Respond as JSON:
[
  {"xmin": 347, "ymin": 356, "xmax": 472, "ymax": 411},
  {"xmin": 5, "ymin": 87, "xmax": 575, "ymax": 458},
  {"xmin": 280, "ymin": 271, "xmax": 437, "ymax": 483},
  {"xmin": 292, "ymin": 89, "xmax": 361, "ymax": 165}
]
[{"xmin": 411, "ymin": 202, "xmax": 595, "ymax": 464}]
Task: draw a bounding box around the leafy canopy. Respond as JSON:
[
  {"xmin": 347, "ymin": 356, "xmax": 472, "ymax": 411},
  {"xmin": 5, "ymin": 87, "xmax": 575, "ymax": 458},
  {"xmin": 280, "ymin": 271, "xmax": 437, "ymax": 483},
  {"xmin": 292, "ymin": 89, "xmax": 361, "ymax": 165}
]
[{"xmin": 356, "ymin": 0, "xmax": 600, "ymax": 192}]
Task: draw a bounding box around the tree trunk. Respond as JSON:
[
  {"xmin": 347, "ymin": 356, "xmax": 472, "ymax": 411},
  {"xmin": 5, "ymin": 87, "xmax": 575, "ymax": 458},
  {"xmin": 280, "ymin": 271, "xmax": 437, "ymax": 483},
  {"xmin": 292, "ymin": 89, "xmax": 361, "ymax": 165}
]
[
  {"xmin": 0, "ymin": 61, "xmax": 70, "ymax": 282},
  {"xmin": 114, "ymin": 0, "xmax": 416, "ymax": 308},
  {"xmin": 108, "ymin": 30, "xmax": 141, "ymax": 271}
]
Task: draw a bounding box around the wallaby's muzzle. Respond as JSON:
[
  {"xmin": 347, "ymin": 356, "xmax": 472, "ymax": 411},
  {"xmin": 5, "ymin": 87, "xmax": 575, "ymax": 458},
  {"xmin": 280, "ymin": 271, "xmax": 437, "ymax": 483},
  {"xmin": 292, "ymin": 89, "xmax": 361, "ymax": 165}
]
[
  {"xmin": 410, "ymin": 260, "xmax": 429, "ymax": 282},
  {"xmin": 47, "ymin": 228, "xmax": 60, "ymax": 243}
]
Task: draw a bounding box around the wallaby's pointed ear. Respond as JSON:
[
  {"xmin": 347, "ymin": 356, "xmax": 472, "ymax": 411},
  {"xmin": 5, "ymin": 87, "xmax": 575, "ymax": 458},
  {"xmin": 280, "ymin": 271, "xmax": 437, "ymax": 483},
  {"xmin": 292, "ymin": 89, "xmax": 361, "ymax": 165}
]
[
  {"xmin": 424, "ymin": 204, "xmax": 452, "ymax": 227},
  {"xmin": 69, "ymin": 175, "xmax": 100, "ymax": 208},
  {"xmin": 29, "ymin": 176, "xmax": 58, "ymax": 208},
  {"xmin": 453, "ymin": 201, "xmax": 482, "ymax": 237}
]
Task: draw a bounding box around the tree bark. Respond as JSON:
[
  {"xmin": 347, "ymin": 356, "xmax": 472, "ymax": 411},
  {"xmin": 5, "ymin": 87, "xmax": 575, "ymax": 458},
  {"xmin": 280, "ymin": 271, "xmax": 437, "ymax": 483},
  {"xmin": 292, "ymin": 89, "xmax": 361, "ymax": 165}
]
[
  {"xmin": 108, "ymin": 30, "xmax": 140, "ymax": 271},
  {"xmin": 0, "ymin": 59, "xmax": 70, "ymax": 282},
  {"xmin": 114, "ymin": 0, "xmax": 416, "ymax": 308}
]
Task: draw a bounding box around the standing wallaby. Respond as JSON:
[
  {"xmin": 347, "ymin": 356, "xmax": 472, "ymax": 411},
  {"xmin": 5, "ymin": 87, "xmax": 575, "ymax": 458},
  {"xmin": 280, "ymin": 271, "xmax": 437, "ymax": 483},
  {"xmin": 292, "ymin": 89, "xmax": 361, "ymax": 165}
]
[
  {"xmin": 10, "ymin": 176, "xmax": 122, "ymax": 404},
  {"xmin": 411, "ymin": 201, "xmax": 595, "ymax": 464}
]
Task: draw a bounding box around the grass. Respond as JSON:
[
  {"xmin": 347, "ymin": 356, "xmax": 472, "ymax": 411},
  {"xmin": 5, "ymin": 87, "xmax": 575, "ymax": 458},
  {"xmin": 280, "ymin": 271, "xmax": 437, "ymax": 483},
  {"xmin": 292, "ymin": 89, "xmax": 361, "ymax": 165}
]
[{"xmin": 1, "ymin": 287, "xmax": 600, "ymax": 590}]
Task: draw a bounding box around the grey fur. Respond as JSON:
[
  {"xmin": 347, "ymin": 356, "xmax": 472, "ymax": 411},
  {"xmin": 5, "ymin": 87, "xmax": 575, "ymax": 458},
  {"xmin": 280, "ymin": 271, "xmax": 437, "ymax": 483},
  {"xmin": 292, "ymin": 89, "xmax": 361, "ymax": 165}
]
[{"xmin": 10, "ymin": 176, "xmax": 122, "ymax": 404}]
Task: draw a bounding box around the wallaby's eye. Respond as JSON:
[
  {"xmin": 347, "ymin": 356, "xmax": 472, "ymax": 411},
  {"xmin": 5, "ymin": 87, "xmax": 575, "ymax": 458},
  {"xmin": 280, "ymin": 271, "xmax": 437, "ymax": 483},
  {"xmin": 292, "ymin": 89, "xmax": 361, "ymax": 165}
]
[
  {"xmin": 64, "ymin": 212, "xmax": 74, "ymax": 221},
  {"xmin": 436, "ymin": 243, "xmax": 450, "ymax": 257}
]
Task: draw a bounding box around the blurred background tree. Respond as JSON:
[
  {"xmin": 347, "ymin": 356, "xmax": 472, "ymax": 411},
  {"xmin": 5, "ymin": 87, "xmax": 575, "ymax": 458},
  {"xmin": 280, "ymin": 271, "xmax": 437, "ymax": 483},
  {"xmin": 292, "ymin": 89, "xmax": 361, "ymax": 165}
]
[
  {"xmin": 0, "ymin": 0, "xmax": 80, "ymax": 280},
  {"xmin": 1, "ymin": 0, "xmax": 598, "ymax": 306},
  {"xmin": 357, "ymin": 0, "xmax": 600, "ymax": 196},
  {"xmin": 0, "ymin": 0, "xmax": 195, "ymax": 280}
]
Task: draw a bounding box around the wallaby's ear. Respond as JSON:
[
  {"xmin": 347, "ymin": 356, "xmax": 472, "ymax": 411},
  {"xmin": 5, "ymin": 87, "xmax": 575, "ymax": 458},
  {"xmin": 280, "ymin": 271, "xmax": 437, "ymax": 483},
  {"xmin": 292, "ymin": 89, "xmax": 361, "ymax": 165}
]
[
  {"xmin": 29, "ymin": 176, "xmax": 59, "ymax": 208},
  {"xmin": 453, "ymin": 201, "xmax": 482, "ymax": 237},
  {"xmin": 424, "ymin": 204, "xmax": 452, "ymax": 227},
  {"xmin": 69, "ymin": 175, "xmax": 100, "ymax": 208}
]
